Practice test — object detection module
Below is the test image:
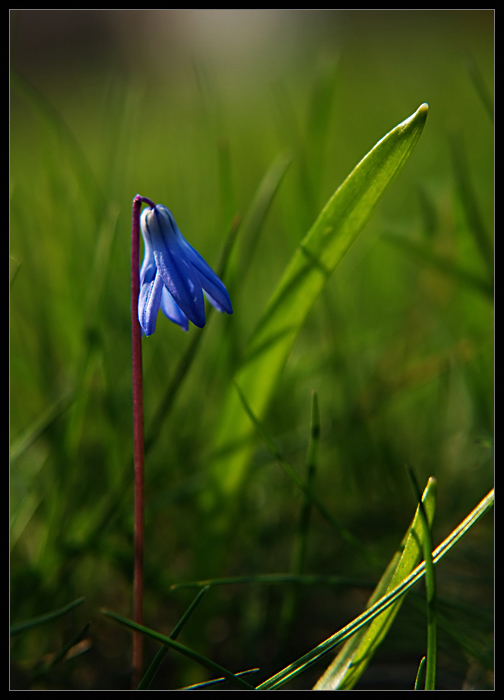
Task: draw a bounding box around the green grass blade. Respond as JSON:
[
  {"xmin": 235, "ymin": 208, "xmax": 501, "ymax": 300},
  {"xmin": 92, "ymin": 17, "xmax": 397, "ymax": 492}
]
[
  {"xmin": 170, "ymin": 572, "xmax": 373, "ymax": 591},
  {"xmin": 137, "ymin": 586, "xmax": 210, "ymax": 690},
  {"xmin": 11, "ymin": 71, "xmax": 105, "ymax": 219},
  {"xmin": 233, "ymin": 380, "xmax": 378, "ymax": 566},
  {"xmin": 205, "ymin": 104, "xmax": 429, "ymax": 526},
  {"xmin": 464, "ymin": 53, "xmax": 494, "ymax": 124},
  {"xmin": 9, "ymin": 390, "xmax": 74, "ymax": 465},
  {"xmin": 384, "ymin": 233, "xmax": 493, "ymax": 299},
  {"xmin": 293, "ymin": 389, "xmax": 320, "ymax": 575},
  {"xmin": 181, "ymin": 668, "xmax": 259, "ymax": 690},
  {"xmin": 10, "ymin": 597, "xmax": 86, "ymax": 636},
  {"xmin": 414, "ymin": 656, "xmax": 427, "ymax": 689},
  {"xmin": 451, "ymin": 137, "xmax": 494, "ymax": 278},
  {"xmin": 230, "ymin": 150, "xmax": 292, "ymax": 292},
  {"xmin": 258, "ymin": 487, "xmax": 492, "ymax": 690},
  {"xmin": 33, "ymin": 621, "xmax": 91, "ymax": 678},
  {"xmin": 313, "ymin": 477, "xmax": 437, "ymax": 690},
  {"xmin": 279, "ymin": 391, "xmax": 320, "ymax": 639},
  {"xmin": 102, "ymin": 609, "xmax": 255, "ymax": 690},
  {"xmin": 407, "ymin": 466, "xmax": 437, "ymax": 689}
]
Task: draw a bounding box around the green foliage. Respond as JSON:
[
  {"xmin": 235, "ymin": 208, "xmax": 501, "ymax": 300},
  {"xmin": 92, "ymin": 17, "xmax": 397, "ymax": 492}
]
[
  {"xmin": 199, "ymin": 104, "xmax": 429, "ymax": 562},
  {"xmin": 314, "ymin": 477, "xmax": 436, "ymax": 690},
  {"xmin": 10, "ymin": 11, "xmax": 493, "ymax": 690}
]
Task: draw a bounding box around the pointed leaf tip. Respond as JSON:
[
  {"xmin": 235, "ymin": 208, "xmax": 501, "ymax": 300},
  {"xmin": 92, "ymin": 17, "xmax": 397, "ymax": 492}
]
[
  {"xmin": 398, "ymin": 103, "xmax": 428, "ymax": 132},
  {"xmin": 417, "ymin": 102, "xmax": 429, "ymax": 120}
]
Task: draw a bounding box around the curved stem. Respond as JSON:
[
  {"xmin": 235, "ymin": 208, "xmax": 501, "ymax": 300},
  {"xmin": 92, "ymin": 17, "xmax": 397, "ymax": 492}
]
[{"xmin": 131, "ymin": 194, "xmax": 153, "ymax": 687}]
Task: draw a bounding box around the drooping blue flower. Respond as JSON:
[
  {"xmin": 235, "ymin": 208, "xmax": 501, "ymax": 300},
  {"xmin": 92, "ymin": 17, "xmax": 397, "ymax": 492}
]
[{"xmin": 138, "ymin": 204, "xmax": 233, "ymax": 335}]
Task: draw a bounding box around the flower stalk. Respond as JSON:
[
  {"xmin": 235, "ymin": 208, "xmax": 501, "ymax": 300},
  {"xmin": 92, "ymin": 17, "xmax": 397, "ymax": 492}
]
[
  {"xmin": 131, "ymin": 194, "xmax": 154, "ymax": 688},
  {"xmin": 130, "ymin": 193, "xmax": 232, "ymax": 687}
]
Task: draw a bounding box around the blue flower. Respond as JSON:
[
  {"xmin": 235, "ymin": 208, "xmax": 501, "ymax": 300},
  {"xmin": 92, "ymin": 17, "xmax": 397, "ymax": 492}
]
[{"xmin": 138, "ymin": 204, "xmax": 233, "ymax": 335}]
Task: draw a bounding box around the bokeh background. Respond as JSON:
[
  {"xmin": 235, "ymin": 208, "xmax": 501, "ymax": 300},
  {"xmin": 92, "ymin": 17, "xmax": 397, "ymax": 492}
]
[{"xmin": 10, "ymin": 10, "xmax": 493, "ymax": 690}]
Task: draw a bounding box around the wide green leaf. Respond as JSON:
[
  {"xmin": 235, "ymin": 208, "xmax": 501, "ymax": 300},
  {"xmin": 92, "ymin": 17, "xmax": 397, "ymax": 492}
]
[
  {"xmin": 313, "ymin": 477, "xmax": 436, "ymax": 690},
  {"xmin": 201, "ymin": 103, "xmax": 429, "ymax": 538}
]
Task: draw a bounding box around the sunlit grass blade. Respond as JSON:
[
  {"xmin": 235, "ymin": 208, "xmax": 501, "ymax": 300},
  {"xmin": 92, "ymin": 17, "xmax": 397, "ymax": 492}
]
[
  {"xmin": 137, "ymin": 586, "xmax": 210, "ymax": 689},
  {"xmin": 102, "ymin": 609, "xmax": 255, "ymax": 689},
  {"xmin": 203, "ymin": 104, "xmax": 429, "ymax": 543},
  {"xmin": 10, "ymin": 597, "xmax": 86, "ymax": 636},
  {"xmin": 407, "ymin": 466, "xmax": 437, "ymax": 690},
  {"xmin": 258, "ymin": 486, "xmax": 492, "ymax": 690},
  {"xmin": 313, "ymin": 476, "xmax": 437, "ymax": 690},
  {"xmin": 414, "ymin": 656, "xmax": 427, "ymax": 689}
]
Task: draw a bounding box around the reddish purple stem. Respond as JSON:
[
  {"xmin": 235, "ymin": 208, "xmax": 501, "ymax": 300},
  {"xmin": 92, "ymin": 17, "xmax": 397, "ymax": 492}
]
[{"xmin": 130, "ymin": 194, "xmax": 154, "ymax": 688}]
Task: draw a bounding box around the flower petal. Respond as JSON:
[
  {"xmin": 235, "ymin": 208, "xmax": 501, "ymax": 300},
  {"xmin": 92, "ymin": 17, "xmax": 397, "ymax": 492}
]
[
  {"xmin": 144, "ymin": 206, "xmax": 206, "ymax": 327},
  {"xmin": 139, "ymin": 202, "xmax": 233, "ymax": 332},
  {"xmin": 183, "ymin": 240, "xmax": 233, "ymax": 314},
  {"xmin": 138, "ymin": 266, "xmax": 164, "ymax": 337},
  {"xmin": 160, "ymin": 287, "xmax": 189, "ymax": 331}
]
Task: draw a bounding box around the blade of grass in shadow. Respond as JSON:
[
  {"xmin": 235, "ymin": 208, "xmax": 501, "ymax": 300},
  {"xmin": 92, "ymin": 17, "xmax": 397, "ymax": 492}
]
[
  {"xmin": 102, "ymin": 609, "xmax": 255, "ymax": 690},
  {"xmin": 292, "ymin": 389, "xmax": 320, "ymax": 576},
  {"xmin": 272, "ymin": 83, "xmax": 315, "ymax": 230},
  {"xmin": 10, "ymin": 597, "xmax": 86, "ymax": 636},
  {"xmin": 181, "ymin": 668, "xmax": 259, "ymax": 690},
  {"xmin": 217, "ymin": 137, "xmax": 235, "ymax": 235},
  {"xmin": 137, "ymin": 586, "xmax": 210, "ymax": 689},
  {"xmin": 258, "ymin": 486, "xmax": 492, "ymax": 690},
  {"xmin": 10, "ymin": 254, "xmax": 22, "ymax": 287},
  {"xmin": 32, "ymin": 621, "xmax": 91, "ymax": 680},
  {"xmin": 384, "ymin": 232, "xmax": 493, "ymax": 299},
  {"xmin": 417, "ymin": 185, "xmax": 438, "ymax": 239},
  {"xmin": 279, "ymin": 391, "xmax": 320, "ymax": 644},
  {"xmin": 313, "ymin": 476, "xmax": 437, "ymax": 690},
  {"xmin": 273, "ymin": 58, "xmax": 338, "ymax": 228},
  {"xmin": 11, "ymin": 71, "xmax": 105, "ymax": 220},
  {"xmin": 451, "ymin": 136, "xmax": 493, "ymax": 280},
  {"xmin": 233, "ymin": 379, "xmax": 380, "ymax": 568},
  {"xmin": 64, "ymin": 203, "xmax": 121, "ymax": 457},
  {"xmin": 170, "ymin": 573, "xmax": 374, "ymax": 591},
  {"xmin": 228, "ymin": 150, "xmax": 292, "ymax": 295},
  {"xmin": 9, "ymin": 390, "xmax": 74, "ymax": 465},
  {"xmin": 464, "ymin": 53, "xmax": 494, "ymax": 124},
  {"xmin": 202, "ymin": 104, "xmax": 429, "ymax": 551},
  {"xmin": 306, "ymin": 56, "xmax": 339, "ymax": 202}
]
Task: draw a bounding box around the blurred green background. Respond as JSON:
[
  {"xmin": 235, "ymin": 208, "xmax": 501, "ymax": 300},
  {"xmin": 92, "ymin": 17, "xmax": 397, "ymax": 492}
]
[{"xmin": 10, "ymin": 10, "xmax": 493, "ymax": 690}]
